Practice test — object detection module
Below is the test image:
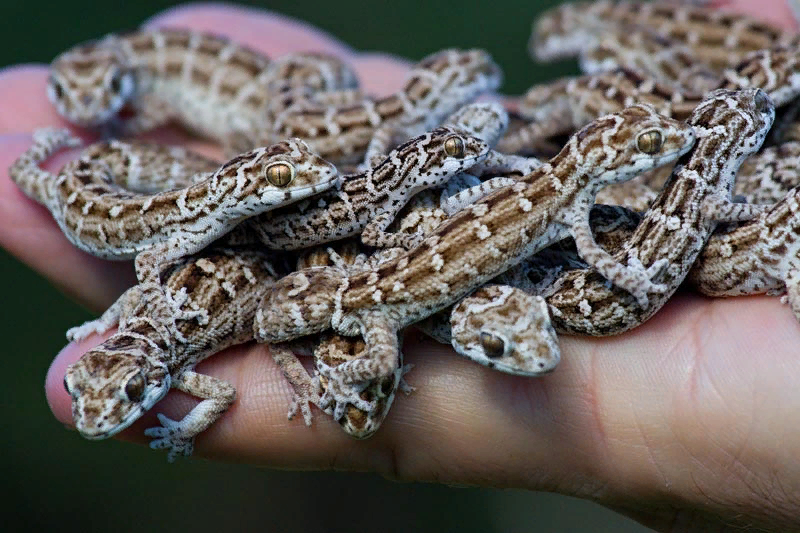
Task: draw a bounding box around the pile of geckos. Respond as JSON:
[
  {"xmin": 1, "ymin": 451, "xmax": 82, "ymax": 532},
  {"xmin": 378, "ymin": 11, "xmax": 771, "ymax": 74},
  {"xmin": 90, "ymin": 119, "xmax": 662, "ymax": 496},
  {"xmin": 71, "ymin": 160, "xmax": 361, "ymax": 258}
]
[{"xmin": 11, "ymin": 1, "xmax": 800, "ymax": 461}]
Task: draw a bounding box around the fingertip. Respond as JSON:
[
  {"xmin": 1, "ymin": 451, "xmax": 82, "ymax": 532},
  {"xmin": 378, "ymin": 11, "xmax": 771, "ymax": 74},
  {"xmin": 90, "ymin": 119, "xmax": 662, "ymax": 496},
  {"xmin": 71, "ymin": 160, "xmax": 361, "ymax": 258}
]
[
  {"xmin": 45, "ymin": 334, "xmax": 110, "ymax": 426},
  {"xmin": 0, "ymin": 133, "xmax": 137, "ymax": 310},
  {"xmin": 712, "ymin": 0, "xmax": 800, "ymax": 30},
  {"xmin": 45, "ymin": 342, "xmax": 79, "ymax": 426},
  {"xmin": 0, "ymin": 133, "xmax": 83, "ymax": 243},
  {"xmin": 0, "ymin": 63, "xmax": 49, "ymax": 82},
  {"xmin": 0, "ymin": 66, "xmax": 68, "ymax": 134}
]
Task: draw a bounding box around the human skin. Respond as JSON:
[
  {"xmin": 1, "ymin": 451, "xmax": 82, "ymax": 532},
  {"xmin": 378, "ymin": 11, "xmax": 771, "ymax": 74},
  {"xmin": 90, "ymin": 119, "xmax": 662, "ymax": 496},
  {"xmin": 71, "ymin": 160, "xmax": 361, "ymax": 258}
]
[{"xmin": 2, "ymin": 2, "xmax": 800, "ymax": 531}]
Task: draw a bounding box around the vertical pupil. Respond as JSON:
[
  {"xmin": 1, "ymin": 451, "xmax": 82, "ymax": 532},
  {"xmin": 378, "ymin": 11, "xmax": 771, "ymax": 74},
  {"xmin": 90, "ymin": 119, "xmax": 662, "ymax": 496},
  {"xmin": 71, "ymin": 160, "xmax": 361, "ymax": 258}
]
[
  {"xmin": 446, "ymin": 137, "xmax": 463, "ymax": 156},
  {"xmin": 269, "ymin": 164, "xmax": 293, "ymax": 185}
]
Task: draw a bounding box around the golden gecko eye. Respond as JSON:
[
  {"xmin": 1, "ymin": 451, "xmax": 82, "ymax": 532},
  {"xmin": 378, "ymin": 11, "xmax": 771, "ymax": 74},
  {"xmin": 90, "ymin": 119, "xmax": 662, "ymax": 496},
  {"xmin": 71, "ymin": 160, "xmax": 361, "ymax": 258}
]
[
  {"xmin": 479, "ymin": 332, "xmax": 505, "ymax": 358},
  {"xmin": 636, "ymin": 130, "xmax": 663, "ymax": 154},
  {"xmin": 266, "ymin": 162, "xmax": 296, "ymax": 187},
  {"xmin": 124, "ymin": 373, "xmax": 146, "ymax": 402},
  {"xmin": 443, "ymin": 135, "xmax": 466, "ymax": 158}
]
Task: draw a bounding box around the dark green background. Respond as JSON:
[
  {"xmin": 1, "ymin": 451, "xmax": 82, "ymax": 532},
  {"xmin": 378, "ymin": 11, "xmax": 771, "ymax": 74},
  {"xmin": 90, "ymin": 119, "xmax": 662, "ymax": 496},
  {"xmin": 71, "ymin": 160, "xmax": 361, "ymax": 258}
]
[{"xmin": 1, "ymin": 1, "xmax": 649, "ymax": 531}]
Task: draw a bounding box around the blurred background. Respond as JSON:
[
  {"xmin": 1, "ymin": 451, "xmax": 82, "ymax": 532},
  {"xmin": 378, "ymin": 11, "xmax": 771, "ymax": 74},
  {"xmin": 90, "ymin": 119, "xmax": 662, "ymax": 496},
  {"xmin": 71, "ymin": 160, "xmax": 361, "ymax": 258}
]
[{"xmin": 1, "ymin": 1, "xmax": 651, "ymax": 531}]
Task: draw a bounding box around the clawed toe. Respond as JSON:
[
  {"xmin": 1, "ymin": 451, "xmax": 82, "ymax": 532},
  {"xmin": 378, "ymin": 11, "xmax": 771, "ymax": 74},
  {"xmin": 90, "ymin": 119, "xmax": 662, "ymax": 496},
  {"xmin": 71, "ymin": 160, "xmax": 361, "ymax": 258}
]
[
  {"xmin": 144, "ymin": 413, "xmax": 194, "ymax": 462},
  {"xmin": 286, "ymin": 393, "xmax": 316, "ymax": 426},
  {"xmin": 319, "ymin": 384, "xmax": 377, "ymax": 421}
]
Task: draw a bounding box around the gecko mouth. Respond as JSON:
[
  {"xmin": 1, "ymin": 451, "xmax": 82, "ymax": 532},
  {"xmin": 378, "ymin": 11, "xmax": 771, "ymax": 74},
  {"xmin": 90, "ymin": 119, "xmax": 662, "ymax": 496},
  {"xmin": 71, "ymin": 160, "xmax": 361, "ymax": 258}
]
[
  {"xmin": 487, "ymin": 359, "xmax": 559, "ymax": 376},
  {"xmin": 77, "ymin": 404, "xmax": 147, "ymax": 440},
  {"xmin": 281, "ymin": 174, "xmax": 341, "ymax": 195},
  {"xmin": 469, "ymin": 149, "xmax": 491, "ymax": 162}
]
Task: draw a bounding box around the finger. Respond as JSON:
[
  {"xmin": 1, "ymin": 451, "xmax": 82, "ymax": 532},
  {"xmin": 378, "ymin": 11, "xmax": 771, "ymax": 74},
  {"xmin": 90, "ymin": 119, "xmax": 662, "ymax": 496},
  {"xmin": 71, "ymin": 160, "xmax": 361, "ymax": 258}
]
[
  {"xmin": 0, "ymin": 102, "xmax": 221, "ymax": 312},
  {"xmin": 47, "ymin": 325, "xmax": 576, "ymax": 472},
  {"xmin": 0, "ymin": 134, "xmax": 137, "ymax": 310},
  {"xmin": 44, "ymin": 292, "xmax": 800, "ymax": 532},
  {"xmin": 0, "ymin": 66, "xmax": 71, "ymax": 135},
  {"xmin": 42, "ymin": 290, "xmax": 648, "ymax": 479},
  {"xmin": 708, "ymin": 0, "xmax": 800, "ymax": 30}
]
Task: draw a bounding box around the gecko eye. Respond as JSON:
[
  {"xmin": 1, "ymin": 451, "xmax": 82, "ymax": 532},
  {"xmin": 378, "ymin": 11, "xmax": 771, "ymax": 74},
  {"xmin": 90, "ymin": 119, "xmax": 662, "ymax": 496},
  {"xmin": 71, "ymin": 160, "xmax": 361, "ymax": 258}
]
[
  {"xmin": 123, "ymin": 373, "xmax": 146, "ymax": 402},
  {"xmin": 479, "ymin": 332, "xmax": 506, "ymax": 358},
  {"xmin": 753, "ymin": 89, "xmax": 772, "ymax": 113},
  {"xmin": 443, "ymin": 135, "xmax": 466, "ymax": 158},
  {"xmin": 380, "ymin": 377, "xmax": 394, "ymax": 397},
  {"xmin": 108, "ymin": 71, "xmax": 123, "ymax": 94},
  {"xmin": 636, "ymin": 130, "xmax": 663, "ymax": 154},
  {"xmin": 48, "ymin": 77, "xmax": 64, "ymax": 100},
  {"xmin": 266, "ymin": 162, "xmax": 296, "ymax": 186},
  {"xmin": 63, "ymin": 375, "xmax": 71, "ymax": 395}
]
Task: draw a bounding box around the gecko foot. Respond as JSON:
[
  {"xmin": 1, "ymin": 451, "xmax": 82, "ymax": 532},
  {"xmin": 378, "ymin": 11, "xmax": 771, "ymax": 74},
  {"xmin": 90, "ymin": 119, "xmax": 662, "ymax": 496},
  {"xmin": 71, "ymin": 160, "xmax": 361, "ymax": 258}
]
[
  {"xmin": 398, "ymin": 364, "xmax": 416, "ymax": 395},
  {"xmin": 286, "ymin": 384, "xmax": 318, "ymax": 427},
  {"xmin": 316, "ymin": 367, "xmax": 377, "ymax": 421},
  {"xmin": 66, "ymin": 318, "xmax": 117, "ymax": 342},
  {"xmin": 624, "ymin": 256, "xmax": 669, "ymax": 308},
  {"xmin": 643, "ymin": 257, "xmax": 669, "ymax": 279},
  {"xmin": 144, "ymin": 413, "xmax": 195, "ymax": 463}
]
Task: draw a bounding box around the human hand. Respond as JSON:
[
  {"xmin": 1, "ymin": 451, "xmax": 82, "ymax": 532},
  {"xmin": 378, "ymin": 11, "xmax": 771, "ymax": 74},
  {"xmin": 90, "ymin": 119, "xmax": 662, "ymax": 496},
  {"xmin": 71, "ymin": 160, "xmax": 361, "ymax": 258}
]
[{"xmin": 2, "ymin": 3, "xmax": 799, "ymax": 531}]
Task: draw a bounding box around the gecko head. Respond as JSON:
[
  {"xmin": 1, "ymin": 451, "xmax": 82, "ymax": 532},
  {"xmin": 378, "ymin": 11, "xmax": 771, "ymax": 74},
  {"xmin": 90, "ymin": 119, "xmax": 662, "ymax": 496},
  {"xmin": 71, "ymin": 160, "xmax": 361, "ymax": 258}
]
[
  {"xmin": 444, "ymin": 102, "xmax": 509, "ymax": 145},
  {"xmin": 725, "ymin": 45, "xmax": 800, "ymax": 108},
  {"xmin": 389, "ymin": 125, "xmax": 490, "ymax": 189},
  {"xmin": 219, "ymin": 139, "xmax": 340, "ymax": 210},
  {"xmin": 559, "ymin": 103, "xmax": 697, "ymax": 187},
  {"xmin": 450, "ymin": 286, "xmax": 560, "ymax": 376},
  {"xmin": 684, "ymin": 88, "xmax": 775, "ymax": 172},
  {"xmin": 64, "ymin": 344, "xmax": 170, "ymax": 440},
  {"xmin": 254, "ymin": 267, "xmax": 344, "ymax": 342},
  {"xmin": 529, "ymin": 3, "xmax": 595, "ymax": 62},
  {"xmin": 47, "ymin": 38, "xmax": 136, "ymax": 128},
  {"xmin": 405, "ymin": 49, "xmax": 503, "ymax": 127}
]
